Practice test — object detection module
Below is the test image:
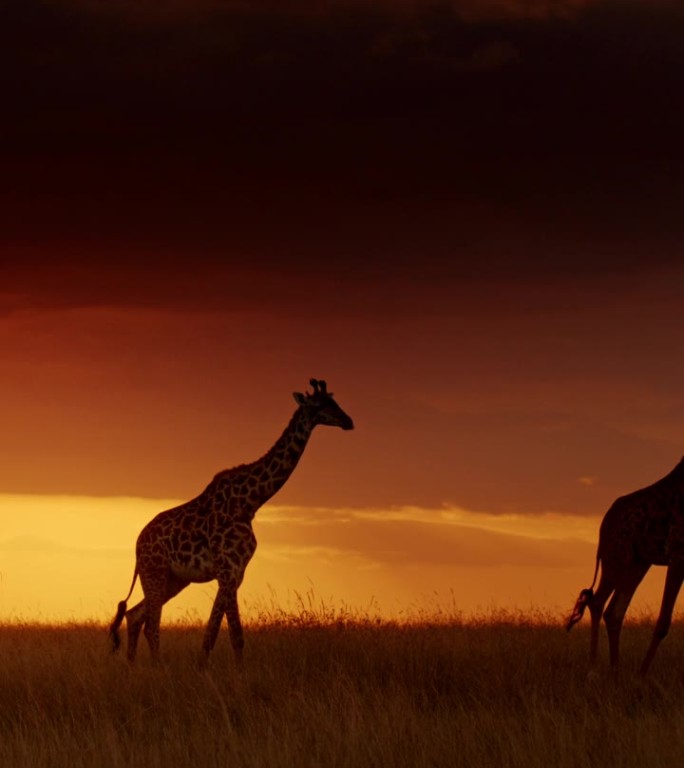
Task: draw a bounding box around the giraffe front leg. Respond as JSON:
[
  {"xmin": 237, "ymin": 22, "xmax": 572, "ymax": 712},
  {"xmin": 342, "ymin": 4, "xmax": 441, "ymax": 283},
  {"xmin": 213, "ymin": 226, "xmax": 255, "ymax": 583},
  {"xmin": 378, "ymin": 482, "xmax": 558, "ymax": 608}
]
[
  {"xmin": 201, "ymin": 581, "xmax": 243, "ymax": 666},
  {"xmin": 202, "ymin": 592, "xmax": 226, "ymax": 661},
  {"xmin": 640, "ymin": 563, "xmax": 684, "ymax": 675},
  {"xmin": 225, "ymin": 587, "xmax": 244, "ymax": 665}
]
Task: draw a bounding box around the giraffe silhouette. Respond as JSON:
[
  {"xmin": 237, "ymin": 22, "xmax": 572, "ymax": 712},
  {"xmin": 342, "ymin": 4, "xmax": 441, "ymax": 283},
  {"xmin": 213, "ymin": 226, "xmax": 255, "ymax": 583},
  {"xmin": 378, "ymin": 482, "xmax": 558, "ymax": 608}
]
[
  {"xmin": 109, "ymin": 378, "xmax": 354, "ymax": 663},
  {"xmin": 567, "ymin": 457, "xmax": 684, "ymax": 673}
]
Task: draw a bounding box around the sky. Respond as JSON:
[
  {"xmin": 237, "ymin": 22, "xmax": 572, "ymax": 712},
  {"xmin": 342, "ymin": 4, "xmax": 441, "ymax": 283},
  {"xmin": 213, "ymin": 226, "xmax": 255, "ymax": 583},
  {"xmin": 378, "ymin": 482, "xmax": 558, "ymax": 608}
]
[{"xmin": 1, "ymin": 0, "xmax": 683, "ymax": 625}]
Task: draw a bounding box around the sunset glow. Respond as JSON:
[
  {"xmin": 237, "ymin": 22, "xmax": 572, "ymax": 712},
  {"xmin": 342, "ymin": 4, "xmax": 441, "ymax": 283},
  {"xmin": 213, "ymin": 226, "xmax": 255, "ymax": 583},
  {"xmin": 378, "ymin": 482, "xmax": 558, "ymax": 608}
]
[
  {"xmin": 0, "ymin": 493, "xmax": 674, "ymax": 623},
  {"xmin": 2, "ymin": 0, "xmax": 683, "ymax": 628}
]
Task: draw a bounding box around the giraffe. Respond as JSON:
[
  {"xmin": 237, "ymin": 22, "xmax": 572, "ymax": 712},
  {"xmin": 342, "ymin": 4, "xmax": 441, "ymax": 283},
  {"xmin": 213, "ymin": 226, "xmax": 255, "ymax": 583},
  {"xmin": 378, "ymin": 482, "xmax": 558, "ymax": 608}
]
[
  {"xmin": 109, "ymin": 378, "xmax": 353, "ymax": 664},
  {"xmin": 567, "ymin": 456, "xmax": 684, "ymax": 674}
]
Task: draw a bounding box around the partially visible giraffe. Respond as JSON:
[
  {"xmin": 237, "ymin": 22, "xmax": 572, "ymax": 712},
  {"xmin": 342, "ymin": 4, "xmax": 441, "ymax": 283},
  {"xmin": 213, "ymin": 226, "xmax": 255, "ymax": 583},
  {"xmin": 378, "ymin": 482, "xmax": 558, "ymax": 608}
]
[
  {"xmin": 109, "ymin": 378, "xmax": 353, "ymax": 664},
  {"xmin": 567, "ymin": 457, "xmax": 684, "ymax": 674}
]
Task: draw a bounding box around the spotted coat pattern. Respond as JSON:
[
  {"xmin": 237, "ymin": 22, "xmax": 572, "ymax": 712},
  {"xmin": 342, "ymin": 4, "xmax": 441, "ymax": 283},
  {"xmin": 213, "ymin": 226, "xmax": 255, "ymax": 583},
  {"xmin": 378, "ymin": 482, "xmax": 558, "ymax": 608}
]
[
  {"xmin": 109, "ymin": 380, "xmax": 354, "ymax": 663},
  {"xmin": 568, "ymin": 457, "xmax": 684, "ymax": 673}
]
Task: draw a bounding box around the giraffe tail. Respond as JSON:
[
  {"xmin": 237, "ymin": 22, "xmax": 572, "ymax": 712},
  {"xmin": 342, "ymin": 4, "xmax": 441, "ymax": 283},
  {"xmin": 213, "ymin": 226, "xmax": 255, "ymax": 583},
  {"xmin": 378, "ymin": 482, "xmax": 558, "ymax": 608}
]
[
  {"xmin": 109, "ymin": 567, "xmax": 138, "ymax": 653},
  {"xmin": 566, "ymin": 551, "xmax": 600, "ymax": 632}
]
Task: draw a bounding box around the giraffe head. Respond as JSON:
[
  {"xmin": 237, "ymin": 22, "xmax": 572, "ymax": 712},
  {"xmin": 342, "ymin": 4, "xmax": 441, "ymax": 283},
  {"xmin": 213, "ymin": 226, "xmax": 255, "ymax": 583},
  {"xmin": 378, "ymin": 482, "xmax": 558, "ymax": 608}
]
[{"xmin": 293, "ymin": 378, "xmax": 354, "ymax": 430}]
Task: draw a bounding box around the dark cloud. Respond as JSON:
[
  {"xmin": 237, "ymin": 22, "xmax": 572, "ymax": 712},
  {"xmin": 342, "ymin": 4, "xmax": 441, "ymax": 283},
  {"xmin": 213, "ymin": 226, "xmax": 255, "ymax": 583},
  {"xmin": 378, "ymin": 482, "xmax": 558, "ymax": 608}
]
[
  {"xmin": 258, "ymin": 508, "xmax": 595, "ymax": 568},
  {"xmin": 1, "ymin": 0, "xmax": 683, "ymax": 305},
  {"xmin": 2, "ymin": 1, "xmax": 681, "ymax": 516}
]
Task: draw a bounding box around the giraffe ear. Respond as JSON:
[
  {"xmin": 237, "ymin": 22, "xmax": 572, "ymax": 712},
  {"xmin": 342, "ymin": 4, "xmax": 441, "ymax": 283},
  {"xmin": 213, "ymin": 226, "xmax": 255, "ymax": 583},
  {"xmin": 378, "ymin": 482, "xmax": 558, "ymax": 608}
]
[{"xmin": 293, "ymin": 392, "xmax": 307, "ymax": 405}]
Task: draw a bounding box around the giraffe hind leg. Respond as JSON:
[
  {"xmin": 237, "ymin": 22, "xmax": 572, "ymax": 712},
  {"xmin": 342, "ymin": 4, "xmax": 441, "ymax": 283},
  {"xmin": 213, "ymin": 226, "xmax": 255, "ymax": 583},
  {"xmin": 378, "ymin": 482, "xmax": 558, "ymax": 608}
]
[
  {"xmin": 587, "ymin": 574, "xmax": 615, "ymax": 665},
  {"xmin": 143, "ymin": 600, "xmax": 163, "ymax": 660},
  {"xmin": 137, "ymin": 572, "xmax": 190, "ymax": 661},
  {"xmin": 603, "ymin": 562, "xmax": 650, "ymax": 668},
  {"xmin": 125, "ymin": 600, "xmax": 146, "ymax": 663}
]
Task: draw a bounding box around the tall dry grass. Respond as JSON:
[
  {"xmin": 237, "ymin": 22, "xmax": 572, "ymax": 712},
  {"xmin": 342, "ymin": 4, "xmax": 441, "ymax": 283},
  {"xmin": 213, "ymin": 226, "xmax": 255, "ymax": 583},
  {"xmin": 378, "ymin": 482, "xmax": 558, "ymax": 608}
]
[{"xmin": 1, "ymin": 604, "xmax": 684, "ymax": 768}]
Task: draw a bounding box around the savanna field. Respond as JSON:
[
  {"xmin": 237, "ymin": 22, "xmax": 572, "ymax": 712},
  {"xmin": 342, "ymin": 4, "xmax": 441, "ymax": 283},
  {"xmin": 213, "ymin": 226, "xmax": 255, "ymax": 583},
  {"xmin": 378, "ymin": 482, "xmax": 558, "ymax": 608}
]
[{"xmin": 2, "ymin": 603, "xmax": 684, "ymax": 768}]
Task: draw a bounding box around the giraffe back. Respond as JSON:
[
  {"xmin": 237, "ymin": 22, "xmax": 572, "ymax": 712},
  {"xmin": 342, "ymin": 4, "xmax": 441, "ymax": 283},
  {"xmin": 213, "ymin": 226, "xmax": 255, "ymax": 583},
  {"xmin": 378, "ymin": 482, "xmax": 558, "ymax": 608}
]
[{"xmin": 599, "ymin": 459, "xmax": 684, "ymax": 567}]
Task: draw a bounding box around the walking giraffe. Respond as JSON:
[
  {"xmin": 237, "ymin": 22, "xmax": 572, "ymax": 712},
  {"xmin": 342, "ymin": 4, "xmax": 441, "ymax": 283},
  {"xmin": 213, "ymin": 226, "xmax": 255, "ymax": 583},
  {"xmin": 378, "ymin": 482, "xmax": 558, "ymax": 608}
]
[
  {"xmin": 567, "ymin": 457, "xmax": 684, "ymax": 674},
  {"xmin": 109, "ymin": 378, "xmax": 353, "ymax": 663}
]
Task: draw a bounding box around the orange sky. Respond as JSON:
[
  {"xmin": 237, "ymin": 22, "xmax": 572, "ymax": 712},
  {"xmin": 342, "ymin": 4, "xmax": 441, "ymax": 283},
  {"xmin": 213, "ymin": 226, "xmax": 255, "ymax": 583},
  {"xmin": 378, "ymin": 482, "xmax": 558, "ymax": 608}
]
[
  {"xmin": 0, "ymin": 282, "xmax": 682, "ymax": 623},
  {"xmin": 0, "ymin": 493, "xmax": 674, "ymax": 623},
  {"xmin": 1, "ymin": 0, "xmax": 684, "ymax": 626}
]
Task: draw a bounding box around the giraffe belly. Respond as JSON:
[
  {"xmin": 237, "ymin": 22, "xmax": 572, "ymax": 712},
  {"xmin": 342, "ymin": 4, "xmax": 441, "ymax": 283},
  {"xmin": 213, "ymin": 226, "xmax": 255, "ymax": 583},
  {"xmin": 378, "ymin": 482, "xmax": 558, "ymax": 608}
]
[{"xmin": 170, "ymin": 555, "xmax": 216, "ymax": 583}]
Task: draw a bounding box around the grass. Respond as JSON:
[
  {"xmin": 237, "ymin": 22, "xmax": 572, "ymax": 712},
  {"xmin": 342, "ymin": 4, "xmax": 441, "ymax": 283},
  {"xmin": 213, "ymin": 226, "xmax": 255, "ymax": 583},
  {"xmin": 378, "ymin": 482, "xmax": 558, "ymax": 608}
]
[{"xmin": 2, "ymin": 605, "xmax": 684, "ymax": 768}]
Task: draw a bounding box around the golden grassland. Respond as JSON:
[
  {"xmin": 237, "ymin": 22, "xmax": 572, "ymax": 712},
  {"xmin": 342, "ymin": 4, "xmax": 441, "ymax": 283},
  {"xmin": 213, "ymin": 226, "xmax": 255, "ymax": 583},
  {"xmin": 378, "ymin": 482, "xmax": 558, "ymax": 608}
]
[{"xmin": 2, "ymin": 603, "xmax": 684, "ymax": 768}]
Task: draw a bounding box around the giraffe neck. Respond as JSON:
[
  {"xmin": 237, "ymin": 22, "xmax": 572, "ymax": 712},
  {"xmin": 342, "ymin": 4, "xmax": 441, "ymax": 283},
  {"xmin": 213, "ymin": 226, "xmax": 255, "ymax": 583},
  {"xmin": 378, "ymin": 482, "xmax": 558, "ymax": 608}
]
[{"xmin": 246, "ymin": 406, "xmax": 315, "ymax": 507}]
